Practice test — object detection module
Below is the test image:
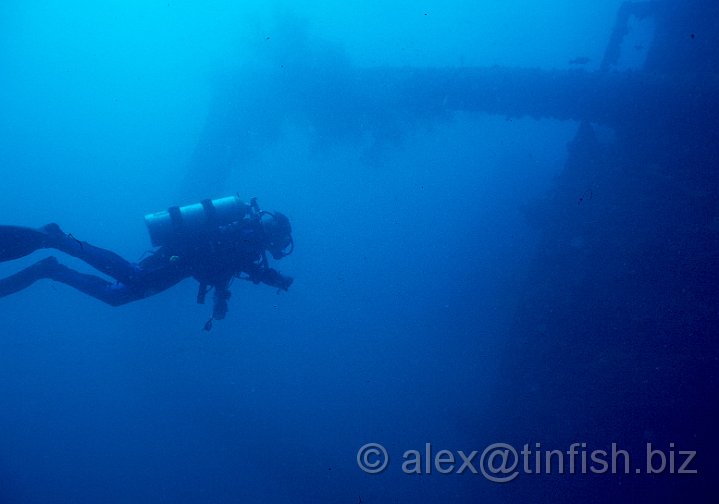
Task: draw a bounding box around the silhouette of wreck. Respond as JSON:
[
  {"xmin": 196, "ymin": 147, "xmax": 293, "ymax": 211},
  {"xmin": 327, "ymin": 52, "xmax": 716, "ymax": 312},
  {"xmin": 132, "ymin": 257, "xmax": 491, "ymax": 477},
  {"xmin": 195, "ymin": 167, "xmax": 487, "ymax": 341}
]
[{"xmin": 184, "ymin": 1, "xmax": 718, "ymax": 500}]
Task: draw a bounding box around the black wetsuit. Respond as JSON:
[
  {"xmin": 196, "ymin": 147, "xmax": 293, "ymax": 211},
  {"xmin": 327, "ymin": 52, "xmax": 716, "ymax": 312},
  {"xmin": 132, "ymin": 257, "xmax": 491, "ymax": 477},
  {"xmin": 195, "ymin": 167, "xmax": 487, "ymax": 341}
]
[{"xmin": 0, "ymin": 219, "xmax": 292, "ymax": 320}]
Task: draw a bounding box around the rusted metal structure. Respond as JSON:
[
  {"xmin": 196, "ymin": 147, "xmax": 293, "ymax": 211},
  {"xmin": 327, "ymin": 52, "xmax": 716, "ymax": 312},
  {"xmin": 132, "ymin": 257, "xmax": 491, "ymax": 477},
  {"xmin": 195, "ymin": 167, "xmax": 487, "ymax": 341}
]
[{"xmin": 182, "ymin": 2, "xmax": 717, "ymax": 196}]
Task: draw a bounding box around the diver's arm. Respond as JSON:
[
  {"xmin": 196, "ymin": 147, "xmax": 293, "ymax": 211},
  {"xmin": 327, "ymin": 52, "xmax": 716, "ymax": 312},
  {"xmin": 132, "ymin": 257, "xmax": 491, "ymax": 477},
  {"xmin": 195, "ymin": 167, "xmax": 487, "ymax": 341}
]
[
  {"xmin": 244, "ymin": 262, "xmax": 293, "ymax": 291},
  {"xmin": 260, "ymin": 268, "xmax": 293, "ymax": 291}
]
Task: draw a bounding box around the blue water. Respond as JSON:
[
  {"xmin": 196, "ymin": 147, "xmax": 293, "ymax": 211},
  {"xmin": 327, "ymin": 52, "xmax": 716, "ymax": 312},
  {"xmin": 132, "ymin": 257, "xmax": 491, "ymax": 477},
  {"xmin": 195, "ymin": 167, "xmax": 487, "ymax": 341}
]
[{"xmin": 1, "ymin": 1, "xmax": 716, "ymax": 503}]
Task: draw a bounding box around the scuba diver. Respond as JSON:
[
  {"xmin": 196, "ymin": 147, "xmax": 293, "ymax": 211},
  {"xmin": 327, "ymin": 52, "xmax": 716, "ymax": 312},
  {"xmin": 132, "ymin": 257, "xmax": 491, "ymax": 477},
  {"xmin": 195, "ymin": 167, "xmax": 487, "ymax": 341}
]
[{"xmin": 0, "ymin": 195, "xmax": 293, "ymax": 330}]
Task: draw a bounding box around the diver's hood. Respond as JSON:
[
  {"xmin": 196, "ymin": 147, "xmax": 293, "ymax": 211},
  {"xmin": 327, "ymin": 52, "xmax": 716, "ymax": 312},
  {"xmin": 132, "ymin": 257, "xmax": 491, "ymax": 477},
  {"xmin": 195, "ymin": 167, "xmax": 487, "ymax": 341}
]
[{"xmin": 261, "ymin": 211, "xmax": 294, "ymax": 259}]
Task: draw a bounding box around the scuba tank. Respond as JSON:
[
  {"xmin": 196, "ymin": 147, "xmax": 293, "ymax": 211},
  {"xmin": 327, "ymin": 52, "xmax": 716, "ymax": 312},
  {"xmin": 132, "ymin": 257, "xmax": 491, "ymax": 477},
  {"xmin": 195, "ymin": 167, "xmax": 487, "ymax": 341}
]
[{"xmin": 144, "ymin": 195, "xmax": 252, "ymax": 247}]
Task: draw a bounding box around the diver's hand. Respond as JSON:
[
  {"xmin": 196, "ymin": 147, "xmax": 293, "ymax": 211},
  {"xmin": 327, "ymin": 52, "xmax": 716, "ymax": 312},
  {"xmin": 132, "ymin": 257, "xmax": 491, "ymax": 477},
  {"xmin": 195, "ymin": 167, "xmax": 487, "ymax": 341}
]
[
  {"xmin": 264, "ymin": 268, "xmax": 293, "ymax": 291},
  {"xmin": 279, "ymin": 275, "xmax": 293, "ymax": 291}
]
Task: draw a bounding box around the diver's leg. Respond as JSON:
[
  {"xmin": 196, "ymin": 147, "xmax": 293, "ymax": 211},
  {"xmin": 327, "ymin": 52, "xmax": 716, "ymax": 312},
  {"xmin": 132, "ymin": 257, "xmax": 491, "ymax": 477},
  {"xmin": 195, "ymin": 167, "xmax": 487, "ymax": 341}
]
[
  {"xmin": 47, "ymin": 259, "xmax": 140, "ymax": 306},
  {"xmin": 42, "ymin": 223, "xmax": 139, "ymax": 284},
  {"xmin": 0, "ymin": 256, "xmax": 138, "ymax": 306},
  {"xmin": 0, "ymin": 223, "xmax": 138, "ymax": 284},
  {"xmin": 0, "ymin": 253, "xmax": 185, "ymax": 307}
]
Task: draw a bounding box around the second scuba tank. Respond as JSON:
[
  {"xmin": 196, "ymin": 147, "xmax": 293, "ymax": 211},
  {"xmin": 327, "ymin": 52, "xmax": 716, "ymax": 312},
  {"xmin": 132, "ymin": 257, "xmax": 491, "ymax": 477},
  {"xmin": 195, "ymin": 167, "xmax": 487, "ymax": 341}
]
[{"xmin": 144, "ymin": 195, "xmax": 249, "ymax": 247}]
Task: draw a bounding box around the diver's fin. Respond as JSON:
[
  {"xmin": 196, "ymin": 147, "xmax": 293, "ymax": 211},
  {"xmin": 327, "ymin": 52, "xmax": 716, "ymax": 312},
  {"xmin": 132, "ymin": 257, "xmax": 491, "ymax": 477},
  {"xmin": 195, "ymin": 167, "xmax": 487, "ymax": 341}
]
[
  {"xmin": 0, "ymin": 225, "xmax": 54, "ymax": 262},
  {"xmin": 0, "ymin": 256, "xmax": 59, "ymax": 298}
]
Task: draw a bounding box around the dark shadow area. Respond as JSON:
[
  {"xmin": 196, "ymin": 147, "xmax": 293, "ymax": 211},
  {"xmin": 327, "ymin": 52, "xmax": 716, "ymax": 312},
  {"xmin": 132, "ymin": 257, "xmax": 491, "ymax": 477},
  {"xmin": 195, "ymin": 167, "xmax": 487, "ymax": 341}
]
[{"xmin": 486, "ymin": 1, "xmax": 719, "ymax": 501}]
